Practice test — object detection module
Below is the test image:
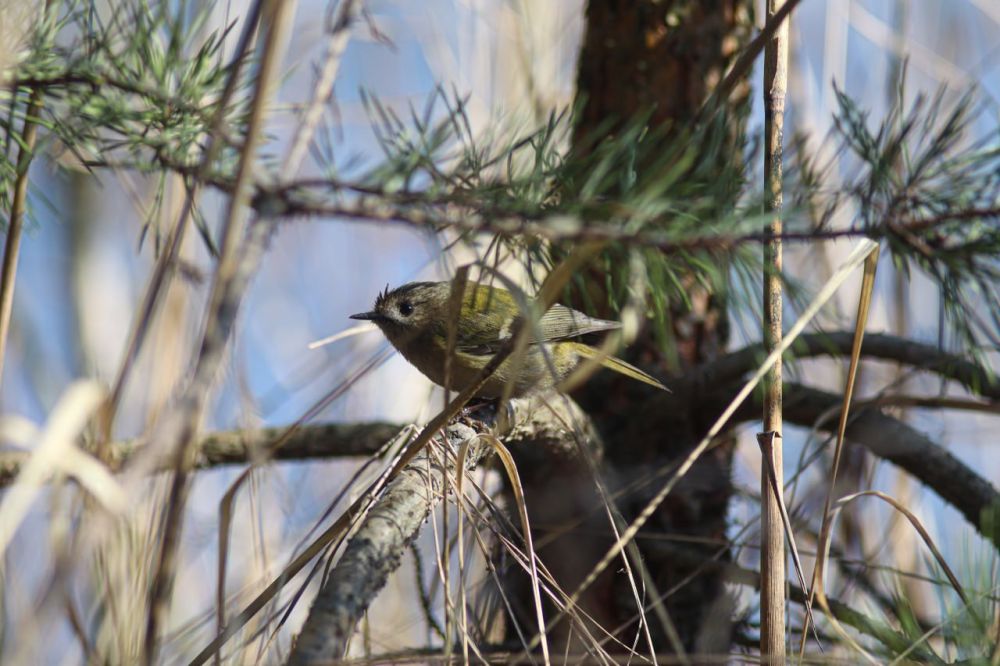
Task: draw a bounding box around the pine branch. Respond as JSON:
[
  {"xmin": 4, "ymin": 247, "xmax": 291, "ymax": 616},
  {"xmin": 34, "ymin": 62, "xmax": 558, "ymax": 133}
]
[
  {"xmin": 3, "ymin": 73, "xmax": 216, "ymax": 124},
  {"xmin": 653, "ymin": 553, "xmax": 940, "ymax": 662},
  {"xmin": 687, "ymin": 382, "xmax": 1000, "ymax": 550},
  {"xmin": 1, "ymin": 332, "xmax": 990, "ymax": 489},
  {"xmin": 142, "ymin": 1, "xmax": 295, "ymax": 660},
  {"xmin": 0, "ymin": 86, "xmax": 42, "ymax": 387},
  {"xmin": 7, "ymin": 373, "xmax": 987, "ymax": 563},
  {"xmin": 81, "ymin": 151, "xmax": 1000, "ymax": 255}
]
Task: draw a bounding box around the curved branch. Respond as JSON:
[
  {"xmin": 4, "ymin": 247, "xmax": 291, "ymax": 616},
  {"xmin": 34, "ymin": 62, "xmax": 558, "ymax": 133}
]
[
  {"xmin": 694, "ymin": 332, "xmax": 999, "ymax": 399},
  {"xmin": 683, "ymin": 334, "xmax": 1000, "ymax": 542},
  {"xmin": 693, "ymin": 382, "xmax": 1000, "ymax": 550},
  {"xmin": 781, "ymin": 385, "xmax": 1000, "ymax": 549}
]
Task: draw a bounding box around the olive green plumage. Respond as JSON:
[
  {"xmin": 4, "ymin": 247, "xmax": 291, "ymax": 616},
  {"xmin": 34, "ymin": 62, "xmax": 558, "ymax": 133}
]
[{"xmin": 351, "ymin": 280, "xmax": 666, "ymax": 398}]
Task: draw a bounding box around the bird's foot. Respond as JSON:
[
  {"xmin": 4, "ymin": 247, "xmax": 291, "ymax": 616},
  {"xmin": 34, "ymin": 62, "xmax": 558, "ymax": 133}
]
[{"xmin": 457, "ymin": 398, "xmax": 501, "ymax": 431}]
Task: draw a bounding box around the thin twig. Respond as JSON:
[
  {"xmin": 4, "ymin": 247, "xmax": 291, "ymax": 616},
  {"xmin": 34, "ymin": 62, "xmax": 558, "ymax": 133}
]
[
  {"xmin": 700, "ymin": 0, "xmax": 805, "ymax": 120},
  {"xmin": 98, "ymin": 0, "xmax": 267, "ymax": 453},
  {"xmin": 83, "ymin": 152, "xmax": 1000, "ymax": 255},
  {"xmin": 0, "ymin": 86, "xmax": 44, "ymax": 386},
  {"xmin": 281, "ymin": 0, "xmax": 358, "ymax": 175},
  {"xmin": 142, "ymin": 1, "xmax": 297, "ymax": 663}
]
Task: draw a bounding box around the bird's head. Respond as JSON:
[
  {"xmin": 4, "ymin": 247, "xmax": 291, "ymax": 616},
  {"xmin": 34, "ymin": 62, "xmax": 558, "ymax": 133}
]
[{"xmin": 350, "ymin": 282, "xmax": 448, "ymax": 343}]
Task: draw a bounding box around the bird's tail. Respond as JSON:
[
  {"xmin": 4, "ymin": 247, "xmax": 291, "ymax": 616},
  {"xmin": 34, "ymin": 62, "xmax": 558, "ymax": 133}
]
[{"xmin": 567, "ymin": 342, "xmax": 668, "ymax": 391}]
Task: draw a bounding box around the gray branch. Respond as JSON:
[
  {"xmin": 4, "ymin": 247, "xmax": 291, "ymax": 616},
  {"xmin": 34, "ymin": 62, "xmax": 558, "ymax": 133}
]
[
  {"xmin": 286, "ymin": 395, "xmax": 590, "ymax": 665},
  {"xmin": 0, "ymin": 422, "xmax": 402, "ymax": 487},
  {"xmin": 1, "ymin": 330, "xmax": 984, "ymax": 488},
  {"xmin": 285, "ymin": 420, "xmax": 485, "ymax": 665}
]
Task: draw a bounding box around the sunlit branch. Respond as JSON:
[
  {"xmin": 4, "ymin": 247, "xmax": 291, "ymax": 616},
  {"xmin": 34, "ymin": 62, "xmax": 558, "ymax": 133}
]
[{"xmin": 78, "ymin": 154, "xmax": 1000, "ymax": 255}]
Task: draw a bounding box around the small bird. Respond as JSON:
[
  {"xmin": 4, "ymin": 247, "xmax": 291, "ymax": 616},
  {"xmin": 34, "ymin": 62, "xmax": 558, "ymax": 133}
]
[{"xmin": 350, "ymin": 280, "xmax": 666, "ymax": 398}]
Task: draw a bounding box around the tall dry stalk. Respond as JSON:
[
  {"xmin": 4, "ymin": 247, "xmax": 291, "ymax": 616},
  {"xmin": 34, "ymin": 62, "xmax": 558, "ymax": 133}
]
[
  {"xmin": 0, "ymin": 88, "xmax": 42, "ymax": 388},
  {"xmin": 761, "ymin": 0, "xmax": 790, "ymax": 661}
]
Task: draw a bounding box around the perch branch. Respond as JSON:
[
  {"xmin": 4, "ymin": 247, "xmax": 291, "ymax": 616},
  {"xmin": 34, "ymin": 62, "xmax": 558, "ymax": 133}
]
[
  {"xmin": 286, "ymin": 396, "xmax": 590, "ymax": 664},
  {"xmin": 286, "ymin": 420, "xmax": 487, "ymax": 664},
  {"xmin": 0, "ymin": 332, "xmax": 991, "ymax": 492}
]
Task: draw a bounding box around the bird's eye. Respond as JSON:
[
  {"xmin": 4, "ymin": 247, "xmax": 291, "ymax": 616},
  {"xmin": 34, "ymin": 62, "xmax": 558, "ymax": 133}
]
[{"xmin": 399, "ymin": 301, "xmax": 413, "ymax": 317}]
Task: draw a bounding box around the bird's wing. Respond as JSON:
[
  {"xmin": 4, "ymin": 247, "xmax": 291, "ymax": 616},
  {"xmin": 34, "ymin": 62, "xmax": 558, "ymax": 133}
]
[
  {"xmin": 536, "ymin": 304, "xmax": 621, "ymax": 340},
  {"xmin": 449, "ymin": 283, "xmax": 522, "ymax": 355},
  {"xmin": 453, "ymin": 299, "xmax": 620, "ymax": 356}
]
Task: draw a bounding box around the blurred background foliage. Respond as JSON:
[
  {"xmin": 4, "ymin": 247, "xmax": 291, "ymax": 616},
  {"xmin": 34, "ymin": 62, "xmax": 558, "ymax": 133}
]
[{"xmin": 1, "ymin": 0, "xmax": 999, "ymax": 663}]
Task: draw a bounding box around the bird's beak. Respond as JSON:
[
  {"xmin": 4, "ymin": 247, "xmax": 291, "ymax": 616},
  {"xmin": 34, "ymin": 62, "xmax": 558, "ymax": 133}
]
[{"xmin": 350, "ymin": 311, "xmax": 383, "ymax": 322}]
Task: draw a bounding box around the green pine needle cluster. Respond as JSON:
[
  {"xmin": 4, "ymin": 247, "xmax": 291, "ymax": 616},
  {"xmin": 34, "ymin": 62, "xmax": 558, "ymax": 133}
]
[{"xmin": 3, "ymin": 1, "xmax": 1000, "ymax": 355}]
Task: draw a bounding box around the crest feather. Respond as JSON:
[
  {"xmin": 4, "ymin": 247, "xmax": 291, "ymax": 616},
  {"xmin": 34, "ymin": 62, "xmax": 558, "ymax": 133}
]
[{"xmin": 375, "ymin": 283, "xmax": 390, "ymax": 309}]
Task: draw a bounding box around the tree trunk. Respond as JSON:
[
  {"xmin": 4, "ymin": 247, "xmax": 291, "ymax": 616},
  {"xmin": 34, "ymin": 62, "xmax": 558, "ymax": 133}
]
[{"xmin": 508, "ymin": 0, "xmax": 755, "ymax": 657}]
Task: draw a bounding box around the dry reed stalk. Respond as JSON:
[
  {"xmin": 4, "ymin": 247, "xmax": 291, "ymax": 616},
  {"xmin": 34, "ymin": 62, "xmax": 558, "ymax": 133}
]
[{"xmin": 761, "ymin": 0, "xmax": 790, "ymax": 661}]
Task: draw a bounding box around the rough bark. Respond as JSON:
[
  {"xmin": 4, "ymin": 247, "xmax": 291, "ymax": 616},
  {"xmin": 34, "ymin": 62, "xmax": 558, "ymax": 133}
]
[
  {"xmin": 573, "ymin": 0, "xmax": 753, "ymax": 144},
  {"xmin": 287, "ymin": 421, "xmax": 487, "ymax": 664},
  {"xmin": 287, "ymin": 395, "xmax": 594, "ymax": 664},
  {"xmin": 523, "ymin": 0, "xmax": 756, "ymax": 656}
]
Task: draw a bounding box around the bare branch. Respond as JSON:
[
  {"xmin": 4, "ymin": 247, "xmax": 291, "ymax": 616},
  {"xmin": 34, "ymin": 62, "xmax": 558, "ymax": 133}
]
[
  {"xmin": 693, "ymin": 331, "xmax": 1000, "ymax": 400},
  {"xmin": 0, "ymin": 332, "xmax": 986, "ymax": 492},
  {"xmin": 781, "ymin": 384, "xmax": 1000, "ymax": 550},
  {"xmin": 685, "ymin": 382, "xmax": 1000, "ymax": 550},
  {"xmin": 0, "ymin": 422, "xmax": 402, "ymax": 487}
]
